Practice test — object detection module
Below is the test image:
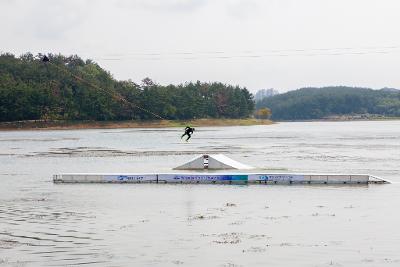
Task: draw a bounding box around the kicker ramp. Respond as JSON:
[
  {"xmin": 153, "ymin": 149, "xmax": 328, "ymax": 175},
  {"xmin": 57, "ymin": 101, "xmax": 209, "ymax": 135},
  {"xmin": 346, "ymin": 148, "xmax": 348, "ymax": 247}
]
[{"xmin": 173, "ymin": 154, "xmax": 253, "ymax": 170}]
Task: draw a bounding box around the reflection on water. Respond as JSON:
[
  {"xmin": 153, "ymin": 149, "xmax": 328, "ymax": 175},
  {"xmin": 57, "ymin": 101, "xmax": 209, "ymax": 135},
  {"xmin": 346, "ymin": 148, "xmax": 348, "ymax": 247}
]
[{"xmin": 0, "ymin": 121, "xmax": 400, "ymax": 266}]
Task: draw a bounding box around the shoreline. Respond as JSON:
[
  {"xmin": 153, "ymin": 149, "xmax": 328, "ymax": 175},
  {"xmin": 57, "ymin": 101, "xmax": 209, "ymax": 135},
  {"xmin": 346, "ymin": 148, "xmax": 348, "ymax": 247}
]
[
  {"xmin": 0, "ymin": 118, "xmax": 273, "ymax": 131},
  {"xmin": 275, "ymin": 117, "xmax": 400, "ymax": 122},
  {"xmin": 1, "ymin": 117, "xmax": 398, "ymax": 131}
]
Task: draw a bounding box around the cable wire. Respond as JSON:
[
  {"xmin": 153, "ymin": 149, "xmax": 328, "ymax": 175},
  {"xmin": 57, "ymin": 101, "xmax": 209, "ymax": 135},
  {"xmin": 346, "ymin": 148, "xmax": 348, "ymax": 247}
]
[{"xmin": 47, "ymin": 61, "xmax": 165, "ymax": 120}]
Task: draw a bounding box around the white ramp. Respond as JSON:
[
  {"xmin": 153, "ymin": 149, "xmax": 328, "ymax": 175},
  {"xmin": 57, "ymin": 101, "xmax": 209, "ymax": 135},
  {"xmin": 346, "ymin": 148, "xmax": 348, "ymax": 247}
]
[
  {"xmin": 173, "ymin": 155, "xmax": 205, "ymax": 170},
  {"xmin": 173, "ymin": 154, "xmax": 253, "ymax": 170},
  {"xmin": 208, "ymin": 154, "xmax": 253, "ymax": 170}
]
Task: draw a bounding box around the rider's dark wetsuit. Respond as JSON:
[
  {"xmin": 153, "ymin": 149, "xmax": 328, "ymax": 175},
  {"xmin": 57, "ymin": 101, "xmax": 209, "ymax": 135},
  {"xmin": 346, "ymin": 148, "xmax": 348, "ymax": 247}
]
[
  {"xmin": 181, "ymin": 126, "xmax": 195, "ymax": 141},
  {"xmin": 42, "ymin": 55, "xmax": 50, "ymax": 62}
]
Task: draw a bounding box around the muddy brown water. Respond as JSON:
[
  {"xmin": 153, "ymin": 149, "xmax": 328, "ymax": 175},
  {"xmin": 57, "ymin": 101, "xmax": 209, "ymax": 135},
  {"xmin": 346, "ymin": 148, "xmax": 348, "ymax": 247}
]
[{"xmin": 1, "ymin": 121, "xmax": 400, "ymax": 266}]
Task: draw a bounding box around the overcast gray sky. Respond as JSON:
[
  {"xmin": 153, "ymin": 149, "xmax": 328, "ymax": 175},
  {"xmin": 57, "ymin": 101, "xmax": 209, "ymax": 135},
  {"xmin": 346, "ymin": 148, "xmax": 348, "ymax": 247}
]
[{"xmin": 1, "ymin": 0, "xmax": 400, "ymax": 92}]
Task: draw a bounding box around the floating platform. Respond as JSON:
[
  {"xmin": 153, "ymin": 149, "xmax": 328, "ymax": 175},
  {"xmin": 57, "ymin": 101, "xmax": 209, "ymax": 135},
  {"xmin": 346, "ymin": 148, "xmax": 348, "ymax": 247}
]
[
  {"xmin": 53, "ymin": 173, "xmax": 388, "ymax": 184},
  {"xmin": 52, "ymin": 154, "xmax": 389, "ymax": 185}
]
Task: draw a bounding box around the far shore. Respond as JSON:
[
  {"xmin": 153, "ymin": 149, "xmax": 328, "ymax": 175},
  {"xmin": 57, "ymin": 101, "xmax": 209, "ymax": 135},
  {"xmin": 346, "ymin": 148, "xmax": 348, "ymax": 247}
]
[
  {"xmin": 0, "ymin": 118, "xmax": 273, "ymax": 131},
  {"xmin": 276, "ymin": 117, "xmax": 400, "ymax": 122}
]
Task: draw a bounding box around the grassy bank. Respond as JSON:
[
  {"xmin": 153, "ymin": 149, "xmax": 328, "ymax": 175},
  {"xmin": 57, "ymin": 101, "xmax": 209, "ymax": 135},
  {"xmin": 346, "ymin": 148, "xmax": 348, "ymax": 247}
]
[{"xmin": 0, "ymin": 118, "xmax": 273, "ymax": 131}]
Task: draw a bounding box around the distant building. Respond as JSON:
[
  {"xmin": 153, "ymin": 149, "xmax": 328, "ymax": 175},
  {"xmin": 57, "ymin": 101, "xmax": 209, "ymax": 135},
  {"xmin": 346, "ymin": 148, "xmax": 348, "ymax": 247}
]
[{"xmin": 254, "ymin": 88, "xmax": 279, "ymax": 101}]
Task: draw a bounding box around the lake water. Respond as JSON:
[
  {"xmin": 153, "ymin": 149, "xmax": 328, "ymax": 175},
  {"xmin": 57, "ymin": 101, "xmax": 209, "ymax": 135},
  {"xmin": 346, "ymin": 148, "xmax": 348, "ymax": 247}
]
[{"xmin": 0, "ymin": 121, "xmax": 399, "ymax": 267}]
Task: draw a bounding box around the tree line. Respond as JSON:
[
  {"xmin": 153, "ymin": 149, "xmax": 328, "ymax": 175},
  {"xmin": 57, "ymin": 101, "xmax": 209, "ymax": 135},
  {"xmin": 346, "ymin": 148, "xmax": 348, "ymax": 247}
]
[
  {"xmin": 256, "ymin": 86, "xmax": 400, "ymax": 120},
  {"xmin": 0, "ymin": 53, "xmax": 254, "ymax": 122}
]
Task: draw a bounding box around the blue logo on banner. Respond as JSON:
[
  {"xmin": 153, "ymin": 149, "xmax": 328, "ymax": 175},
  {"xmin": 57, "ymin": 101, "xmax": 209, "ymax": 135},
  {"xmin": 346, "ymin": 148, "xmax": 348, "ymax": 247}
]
[
  {"xmin": 259, "ymin": 175, "xmax": 269, "ymax": 181},
  {"xmin": 118, "ymin": 175, "xmax": 127, "ymax": 181}
]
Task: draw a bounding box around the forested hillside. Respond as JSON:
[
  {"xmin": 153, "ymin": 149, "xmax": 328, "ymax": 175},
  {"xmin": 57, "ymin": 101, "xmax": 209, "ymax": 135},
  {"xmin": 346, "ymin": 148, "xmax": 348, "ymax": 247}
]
[
  {"xmin": 256, "ymin": 86, "xmax": 400, "ymax": 120},
  {"xmin": 0, "ymin": 53, "xmax": 254, "ymax": 122}
]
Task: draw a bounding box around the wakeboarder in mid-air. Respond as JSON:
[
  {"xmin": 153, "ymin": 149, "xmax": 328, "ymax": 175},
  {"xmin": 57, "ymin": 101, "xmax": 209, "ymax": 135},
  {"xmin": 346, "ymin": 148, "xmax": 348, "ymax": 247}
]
[{"xmin": 181, "ymin": 126, "xmax": 195, "ymax": 142}]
